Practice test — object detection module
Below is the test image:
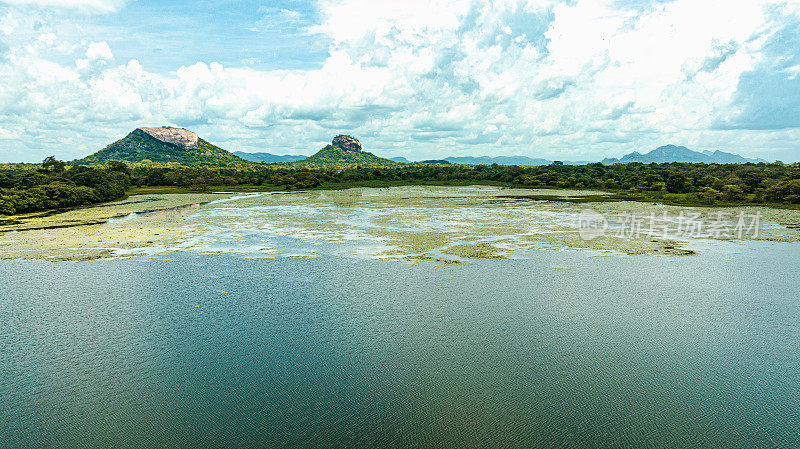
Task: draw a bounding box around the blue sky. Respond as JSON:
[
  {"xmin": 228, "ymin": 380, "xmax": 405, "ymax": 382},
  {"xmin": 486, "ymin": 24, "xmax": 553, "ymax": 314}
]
[
  {"xmin": 1, "ymin": 0, "xmax": 799, "ymax": 162},
  {"xmin": 90, "ymin": 1, "xmax": 329, "ymax": 72}
]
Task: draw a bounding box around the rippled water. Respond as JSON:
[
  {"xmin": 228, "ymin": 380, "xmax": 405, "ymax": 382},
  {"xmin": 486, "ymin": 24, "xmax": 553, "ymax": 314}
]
[{"xmin": 2, "ymin": 240, "xmax": 800, "ymax": 447}]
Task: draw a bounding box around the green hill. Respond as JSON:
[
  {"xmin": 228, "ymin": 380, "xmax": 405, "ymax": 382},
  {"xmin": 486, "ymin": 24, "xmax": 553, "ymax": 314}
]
[
  {"xmin": 75, "ymin": 127, "xmax": 247, "ymax": 167},
  {"xmin": 291, "ymin": 145, "xmax": 398, "ymax": 168}
]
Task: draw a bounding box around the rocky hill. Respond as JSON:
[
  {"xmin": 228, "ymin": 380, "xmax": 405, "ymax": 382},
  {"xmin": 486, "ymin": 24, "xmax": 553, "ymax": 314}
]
[
  {"xmin": 76, "ymin": 127, "xmax": 245, "ymax": 166},
  {"xmin": 291, "ymin": 136, "xmax": 396, "ymax": 167}
]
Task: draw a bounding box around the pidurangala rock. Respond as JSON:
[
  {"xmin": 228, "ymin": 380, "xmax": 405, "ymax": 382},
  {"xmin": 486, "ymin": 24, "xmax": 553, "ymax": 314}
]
[
  {"xmin": 332, "ymin": 135, "xmax": 362, "ymax": 153},
  {"xmin": 136, "ymin": 126, "xmax": 199, "ymax": 150}
]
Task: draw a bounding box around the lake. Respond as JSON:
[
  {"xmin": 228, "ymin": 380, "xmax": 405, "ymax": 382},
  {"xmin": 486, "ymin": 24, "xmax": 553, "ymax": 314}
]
[{"xmin": 2, "ymin": 187, "xmax": 799, "ymax": 448}]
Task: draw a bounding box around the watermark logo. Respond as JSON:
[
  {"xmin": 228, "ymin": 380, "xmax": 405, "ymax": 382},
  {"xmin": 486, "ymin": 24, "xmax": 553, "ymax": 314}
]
[
  {"xmin": 578, "ymin": 209, "xmax": 608, "ymax": 240},
  {"xmin": 577, "ymin": 209, "xmax": 761, "ymax": 241}
]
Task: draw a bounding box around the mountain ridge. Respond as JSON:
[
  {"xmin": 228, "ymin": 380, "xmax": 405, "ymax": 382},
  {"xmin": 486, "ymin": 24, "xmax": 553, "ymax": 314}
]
[
  {"xmin": 233, "ymin": 151, "xmax": 306, "ymax": 163},
  {"xmin": 445, "ymin": 155, "xmax": 555, "ymax": 166},
  {"xmin": 602, "ymin": 145, "xmax": 768, "ymax": 164},
  {"xmin": 75, "ymin": 130, "xmax": 772, "ymax": 168},
  {"xmin": 395, "ymin": 145, "xmax": 767, "ymax": 166}
]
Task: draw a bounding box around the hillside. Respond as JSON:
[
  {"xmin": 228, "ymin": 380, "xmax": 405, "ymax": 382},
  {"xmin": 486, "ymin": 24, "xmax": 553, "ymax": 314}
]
[
  {"xmin": 603, "ymin": 145, "xmax": 768, "ymax": 164},
  {"xmin": 290, "ymin": 135, "xmax": 398, "ymax": 167},
  {"xmin": 292, "ymin": 145, "xmax": 398, "ymax": 167},
  {"xmin": 76, "ymin": 127, "xmax": 247, "ymax": 166}
]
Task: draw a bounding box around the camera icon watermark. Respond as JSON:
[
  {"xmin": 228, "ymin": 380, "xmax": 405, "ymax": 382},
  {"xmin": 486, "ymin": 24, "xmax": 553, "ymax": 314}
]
[{"xmin": 577, "ymin": 209, "xmax": 609, "ymax": 240}]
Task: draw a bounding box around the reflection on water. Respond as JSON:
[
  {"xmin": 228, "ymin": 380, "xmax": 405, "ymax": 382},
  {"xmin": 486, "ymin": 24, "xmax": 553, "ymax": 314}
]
[
  {"xmin": 108, "ymin": 203, "xmax": 202, "ymax": 223},
  {"xmin": 2, "ymin": 242, "xmax": 799, "ymax": 448}
]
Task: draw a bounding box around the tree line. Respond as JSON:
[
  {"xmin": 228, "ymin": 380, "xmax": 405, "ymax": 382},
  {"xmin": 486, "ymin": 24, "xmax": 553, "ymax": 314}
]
[
  {"xmin": 130, "ymin": 160, "xmax": 799, "ymax": 205},
  {"xmin": 2, "ymin": 158, "xmax": 799, "ymax": 215}
]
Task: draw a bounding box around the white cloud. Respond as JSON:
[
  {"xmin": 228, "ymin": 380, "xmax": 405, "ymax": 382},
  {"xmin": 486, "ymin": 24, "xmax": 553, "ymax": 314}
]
[
  {"xmin": 85, "ymin": 40, "xmax": 112, "ymax": 60},
  {"xmin": 1, "ymin": 0, "xmax": 800, "ymax": 162},
  {"xmin": 0, "ymin": 0, "xmax": 127, "ymax": 14}
]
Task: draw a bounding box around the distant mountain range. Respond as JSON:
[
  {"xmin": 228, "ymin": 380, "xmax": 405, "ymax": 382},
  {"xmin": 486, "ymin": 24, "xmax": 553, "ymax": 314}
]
[
  {"xmin": 76, "ymin": 130, "xmax": 771, "ymax": 168},
  {"xmin": 388, "ymin": 155, "xmax": 591, "ymax": 165},
  {"xmin": 389, "ymin": 155, "xmax": 550, "ymax": 165},
  {"xmin": 388, "ymin": 145, "xmax": 767, "ymax": 166},
  {"xmin": 448, "ymin": 155, "xmax": 572, "ymax": 165},
  {"xmin": 233, "ymin": 152, "xmax": 305, "ymax": 163},
  {"xmin": 601, "ymin": 145, "xmax": 768, "ymax": 164}
]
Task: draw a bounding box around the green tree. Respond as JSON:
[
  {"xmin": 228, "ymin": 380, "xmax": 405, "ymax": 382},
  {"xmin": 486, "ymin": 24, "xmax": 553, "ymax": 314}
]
[
  {"xmin": 665, "ymin": 173, "xmax": 688, "ymax": 193},
  {"xmin": 14, "ymin": 171, "xmax": 49, "ymax": 189},
  {"xmin": 743, "ymin": 171, "xmax": 767, "ymax": 192},
  {"xmin": 720, "ymin": 185, "xmax": 745, "ymax": 202},
  {"xmin": 106, "ymin": 160, "xmax": 131, "ymax": 176},
  {"xmin": 42, "ymin": 156, "xmax": 66, "ymax": 173}
]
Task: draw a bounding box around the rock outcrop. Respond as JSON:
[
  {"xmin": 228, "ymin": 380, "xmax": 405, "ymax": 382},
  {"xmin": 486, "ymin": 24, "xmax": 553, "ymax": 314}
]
[
  {"xmin": 332, "ymin": 135, "xmax": 362, "ymax": 153},
  {"xmin": 136, "ymin": 126, "xmax": 199, "ymax": 150}
]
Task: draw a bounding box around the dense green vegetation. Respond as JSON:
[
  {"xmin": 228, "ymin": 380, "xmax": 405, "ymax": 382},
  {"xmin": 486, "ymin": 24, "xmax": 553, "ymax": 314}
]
[
  {"xmin": 118, "ymin": 160, "xmax": 800, "ymax": 206},
  {"xmin": 3, "ymin": 157, "xmax": 800, "ymax": 216},
  {"xmin": 76, "ymin": 130, "xmax": 248, "ymax": 167},
  {"xmin": 0, "ymin": 159, "xmax": 132, "ymax": 215}
]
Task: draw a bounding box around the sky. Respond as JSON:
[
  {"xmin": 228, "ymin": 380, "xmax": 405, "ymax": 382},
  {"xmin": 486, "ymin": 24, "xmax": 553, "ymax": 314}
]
[{"xmin": 1, "ymin": 0, "xmax": 799, "ymax": 162}]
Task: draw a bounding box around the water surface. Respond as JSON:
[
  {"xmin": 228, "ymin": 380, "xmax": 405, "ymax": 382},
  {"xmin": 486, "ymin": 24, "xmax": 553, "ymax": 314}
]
[{"xmin": 2, "ymin": 240, "xmax": 799, "ymax": 448}]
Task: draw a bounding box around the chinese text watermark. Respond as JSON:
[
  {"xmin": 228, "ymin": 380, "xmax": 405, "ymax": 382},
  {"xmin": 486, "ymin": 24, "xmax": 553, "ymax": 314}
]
[{"xmin": 578, "ymin": 209, "xmax": 761, "ymax": 241}]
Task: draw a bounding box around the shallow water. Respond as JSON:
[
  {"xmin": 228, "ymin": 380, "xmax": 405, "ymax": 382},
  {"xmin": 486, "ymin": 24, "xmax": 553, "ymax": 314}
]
[
  {"xmin": 4, "ymin": 186, "xmax": 799, "ymax": 261},
  {"xmin": 2, "ymin": 239, "xmax": 799, "ymax": 448}
]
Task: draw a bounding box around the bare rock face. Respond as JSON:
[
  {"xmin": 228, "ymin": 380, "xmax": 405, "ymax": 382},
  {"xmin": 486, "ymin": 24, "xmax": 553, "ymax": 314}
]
[
  {"xmin": 137, "ymin": 126, "xmax": 199, "ymax": 150},
  {"xmin": 332, "ymin": 135, "xmax": 362, "ymax": 153}
]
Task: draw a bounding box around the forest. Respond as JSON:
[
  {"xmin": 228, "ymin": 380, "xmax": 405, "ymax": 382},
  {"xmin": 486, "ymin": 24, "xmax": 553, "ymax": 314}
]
[
  {"xmin": 0, "ymin": 158, "xmax": 131, "ymax": 215},
  {"xmin": 2, "ymin": 157, "xmax": 799, "ymax": 215}
]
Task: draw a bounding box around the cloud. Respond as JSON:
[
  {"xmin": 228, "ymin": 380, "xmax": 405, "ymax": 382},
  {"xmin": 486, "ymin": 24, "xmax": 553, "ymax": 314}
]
[
  {"xmin": 0, "ymin": 0, "xmax": 127, "ymax": 14},
  {"xmin": 531, "ymin": 76, "xmax": 576, "ymax": 100},
  {"xmin": 683, "ymin": 40, "xmax": 740, "ymax": 79},
  {"xmin": 1, "ymin": 0, "xmax": 800, "ymax": 163},
  {"xmin": 713, "ymin": 4, "xmax": 800, "ymax": 131},
  {"xmin": 85, "ymin": 40, "xmax": 112, "ymax": 60}
]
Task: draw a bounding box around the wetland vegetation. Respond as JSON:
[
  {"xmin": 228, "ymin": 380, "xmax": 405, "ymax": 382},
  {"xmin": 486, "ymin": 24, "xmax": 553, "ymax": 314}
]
[{"xmin": 2, "ymin": 156, "xmax": 800, "ymax": 217}]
